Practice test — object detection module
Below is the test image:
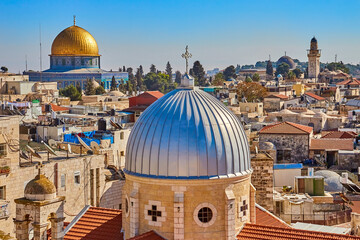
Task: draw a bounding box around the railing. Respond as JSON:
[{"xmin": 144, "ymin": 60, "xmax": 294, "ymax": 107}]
[{"xmin": 0, "ymin": 201, "xmax": 10, "ymax": 219}]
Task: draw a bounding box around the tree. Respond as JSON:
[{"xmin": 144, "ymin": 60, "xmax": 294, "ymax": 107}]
[
  {"xmin": 275, "ymin": 62, "xmax": 290, "ymax": 76},
  {"xmin": 287, "ymin": 71, "xmax": 296, "ymax": 80},
  {"xmin": 166, "ymin": 61, "xmax": 172, "ymax": 81},
  {"xmin": 223, "ymin": 65, "xmax": 236, "ymax": 80},
  {"xmin": 266, "ymin": 60, "xmax": 273, "ymax": 76},
  {"xmin": 252, "ymin": 73, "xmax": 260, "ymax": 82},
  {"xmin": 122, "ymin": 66, "xmax": 126, "ymax": 72},
  {"xmin": 135, "ymin": 67, "xmax": 144, "ymax": 91},
  {"xmin": 118, "ymin": 79, "xmax": 126, "ymax": 93},
  {"xmin": 190, "ymin": 61, "xmax": 206, "ymax": 86},
  {"xmin": 150, "ymin": 64, "xmax": 157, "ymax": 73},
  {"xmin": 85, "ymin": 78, "xmax": 96, "ymax": 95},
  {"xmin": 175, "ymin": 71, "xmax": 182, "ymax": 84},
  {"xmin": 59, "ymin": 85, "xmax": 82, "ymax": 101},
  {"xmin": 95, "ymin": 86, "xmax": 106, "ymax": 95},
  {"xmin": 0, "ymin": 66, "xmax": 8, "ymax": 73},
  {"xmin": 127, "ymin": 67, "xmax": 137, "ymax": 90},
  {"xmin": 326, "ymin": 62, "xmax": 350, "ymax": 74},
  {"xmin": 212, "ymin": 72, "xmax": 225, "ymax": 86},
  {"xmin": 237, "ymin": 82, "xmax": 267, "ymax": 102},
  {"xmin": 292, "ymin": 68, "xmax": 302, "ymax": 78},
  {"xmin": 139, "ymin": 65, "xmax": 144, "ymax": 77},
  {"xmin": 126, "ymin": 79, "xmax": 133, "ymax": 94},
  {"xmin": 110, "ymin": 76, "xmax": 117, "ymax": 91},
  {"xmin": 245, "ymin": 76, "xmax": 253, "ymax": 82},
  {"xmin": 143, "ymin": 72, "xmax": 176, "ymax": 93}
]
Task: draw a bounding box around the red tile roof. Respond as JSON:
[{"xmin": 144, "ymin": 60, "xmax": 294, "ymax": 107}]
[
  {"xmin": 337, "ymin": 79, "xmax": 360, "ymax": 86},
  {"xmin": 145, "ymin": 91, "xmax": 165, "ymax": 99},
  {"xmin": 322, "ymin": 131, "xmax": 357, "ymax": 139},
  {"xmin": 50, "ymin": 103, "xmax": 69, "ymax": 112},
  {"xmin": 128, "ymin": 230, "xmax": 165, "ymax": 240},
  {"xmin": 259, "ymin": 121, "xmax": 313, "ymax": 135},
  {"xmin": 310, "ymin": 139, "xmax": 354, "ymax": 151},
  {"xmin": 237, "ymin": 223, "xmax": 360, "ymax": 240},
  {"xmin": 64, "ymin": 207, "xmax": 123, "ymax": 240},
  {"xmin": 255, "ymin": 205, "xmax": 290, "ymax": 228},
  {"xmin": 266, "ymin": 94, "xmax": 289, "ymax": 100},
  {"xmin": 305, "ymin": 92, "xmax": 326, "ymax": 101}
]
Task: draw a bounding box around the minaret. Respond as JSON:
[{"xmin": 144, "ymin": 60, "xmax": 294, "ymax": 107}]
[{"xmin": 307, "ymin": 37, "xmax": 321, "ymax": 80}]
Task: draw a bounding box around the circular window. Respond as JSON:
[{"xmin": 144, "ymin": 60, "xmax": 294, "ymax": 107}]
[
  {"xmin": 125, "ymin": 196, "xmax": 130, "ymax": 217},
  {"xmin": 193, "ymin": 203, "xmax": 217, "ymax": 227},
  {"xmin": 198, "ymin": 207, "xmax": 213, "ymax": 223}
]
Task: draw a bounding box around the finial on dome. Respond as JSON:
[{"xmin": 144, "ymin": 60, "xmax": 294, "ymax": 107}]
[
  {"xmin": 36, "ymin": 162, "xmax": 43, "ymax": 176},
  {"xmin": 73, "ymin": 15, "xmax": 76, "ymax": 26},
  {"xmin": 181, "ymin": 45, "xmax": 192, "ymax": 74}
]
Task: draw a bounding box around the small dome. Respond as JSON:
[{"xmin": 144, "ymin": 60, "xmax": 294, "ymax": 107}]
[
  {"xmin": 259, "ymin": 142, "xmax": 276, "ymax": 151},
  {"xmin": 51, "ymin": 25, "xmax": 99, "ymax": 56},
  {"xmin": 24, "ymin": 174, "xmax": 56, "ymax": 201},
  {"xmin": 315, "ymin": 170, "xmax": 343, "ymax": 192},
  {"xmin": 277, "ymin": 56, "xmax": 296, "ymax": 69},
  {"xmin": 125, "ymin": 88, "xmax": 251, "ymax": 179},
  {"xmin": 107, "ymin": 90, "xmax": 125, "ymax": 97}
]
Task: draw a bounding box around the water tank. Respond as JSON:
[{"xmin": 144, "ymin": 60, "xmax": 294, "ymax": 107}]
[{"xmin": 98, "ymin": 118, "xmax": 107, "ymax": 131}]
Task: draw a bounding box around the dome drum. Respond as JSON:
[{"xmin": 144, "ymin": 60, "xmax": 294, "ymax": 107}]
[
  {"xmin": 125, "ymin": 88, "xmax": 251, "ymax": 179},
  {"xmin": 24, "ymin": 174, "xmax": 57, "ymax": 201}
]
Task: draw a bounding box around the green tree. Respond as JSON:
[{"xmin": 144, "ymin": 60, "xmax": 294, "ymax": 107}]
[
  {"xmin": 135, "ymin": 67, "xmax": 144, "ymax": 91},
  {"xmin": 190, "ymin": 61, "xmax": 206, "ymax": 86},
  {"xmin": 59, "ymin": 85, "xmax": 82, "ymax": 101},
  {"xmin": 223, "ymin": 65, "xmax": 236, "ymax": 80},
  {"xmin": 126, "ymin": 80, "xmax": 133, "ymax": 94},
  {"xmin": 139, "ymin": 65, "xmax": 144, "ymax": 77},
  {"xmin": 127, "ymin": 67, "xmax": 137, "ymax": 91},
  {"xmin": 237, "ymin": 82, "xmax": 267, "ymax": 102},
  {"xmin": 85, "ymin": 78, "xmax": 96, "ymax": 95},
  {"xmin": 95, "ymin": 86, "xmax": 106, "ymax": 95},
  {"xmin": 275, "ymin": 62, "xmax": 290, "ymax": 76},
  {"xmin": 292, "ymin": 68, "xmax": 302, "ymax": 78},
  {"xmin": 175, "ymin": 71, "xmax": 182, "ymax": 84},
  {"xmin": 287, "ymin": 71, "xmax": 296, "ymax": 80},
  {"xmin": 212, "ymin": 72, "xmax": 225, "ymax": 86},
  {"xmin": 252, "ymin": 73, "xmax": 260, "ymax": 82},
  {"xmin": 266, "ymin": 60, "xmax": 273, "ymax": 76},
  {"xmin": 118, "ymin": 79, "xmax": 126, "ymax": 93},
  {"xmin": 122, "ymin": 66, "xmax": 126, "ymax": 72},
  {"xmin": 143, "ymin": 72, "xmax": 176, "ymax": 93},
  {"xmin": 150, "ymin": 64, "xmax": 157, "ymax": 73},
  {"xmin": 326, "ymin": 62, "xmax": 350, "ymax": 74},
  {"xmin": 0, "ymin": 66, "xmax": 8, "ymax": 73},
  {"xmin": 166, "ymin": 61, "xmax": 172, "ymax": 80},
  {"xmin": 110, "ymin": 76, "xmax": 117, "ymax": 91},
  {"xmin": 245, "ymin": 76, "xmax": 253, "ymax": 82}
]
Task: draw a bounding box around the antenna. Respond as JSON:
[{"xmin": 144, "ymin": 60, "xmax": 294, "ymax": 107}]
[
  {"xmin": 285, "ymin": 51, "xmax": 286, "ymax": 56},
  {"xmin": 39, "ymin": 24, "xmax": 43, "ymax": 81},
  {"xmin": 335, "ymin": 54, "xmax": 337, "ymax": 63},
  {"xmin": 269, "ymin": 54, "xmax": 271, "ymax": 61},
  {"xmin": 25, "ymin": 55, "xmax": 28, "ymax": 72}
]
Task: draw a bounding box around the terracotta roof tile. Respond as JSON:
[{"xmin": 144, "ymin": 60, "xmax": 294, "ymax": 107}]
[
  {"xmin": 145, "ymin": 91, "xmax": 164, "ymax": 99},
  {"xmin": 128, "ymin": 230, "xmax": 165, "ymax": 240},
  {"xmin": 50, "ymin": 103, "xmax": 69, "ymax": 112},
  {"xmin": 310, "ymin": 139, "xmax": 354, "ymax": 151},
  {"xmin": 64, "ymin": 207, "xmax": 123, "ymax": 240},
  {"xmin": 266, "ymin": 94, "xmax": 289, "ymax": 100},
  {"xmin": 237, "ymin": 223, "xmax": 360, "ymax": 240},
  {"xmin": 259, "ymin": 121, "xmax": 313, "ymax": 134},
  {"xmin": 337, "ymin": 79, "xmax": 360, "ymax": 86},
  {"xmin": 255, "ymin": 205, "xmax": 290, "ymax": 228},
  {"xmin": 305, "ymin": 92, "xmax": 326, "ymax": 101},
  {"xmin": 322, "ymin": 131, "xmax": 357, "ymax": 139}
]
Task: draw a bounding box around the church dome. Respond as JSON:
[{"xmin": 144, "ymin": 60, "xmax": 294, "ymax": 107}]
[
  {"xmin": 51, "ymin": 25, "xmax": 99, "ymax": 56},
  {"xmin": 24, "ymin": 174, "xmax": 56, "ymax": 201},
  {"xmin": 277, "ymin": 56, "xmax": 296, "ymax": 69},
  {"xmin": 125, "ymin": 88, "xmax": 251, "ymax": 179}
]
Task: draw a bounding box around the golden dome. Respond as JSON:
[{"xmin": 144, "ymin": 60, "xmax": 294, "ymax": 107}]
[{"xmin": 51, "ymin": 25, "xmax": 99, "ymax": 56}]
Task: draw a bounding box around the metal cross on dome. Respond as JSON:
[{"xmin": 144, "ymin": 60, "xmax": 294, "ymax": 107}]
[
  {"xmin": 181, "ymin": 45, "xmax": 192, "ymax": 74},
  {"xmin": 36, "ymin": 162, "xmax": 43, "ymax": 175}
]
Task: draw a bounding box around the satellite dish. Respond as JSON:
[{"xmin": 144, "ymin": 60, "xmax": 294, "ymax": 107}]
[
  {"xmin": 20, "ymin": 150, "xmax": 29, "ymax": 160},
  {"xmin": 76, "ymin": 135, "xmax": 92, "ymax": 151},
  {"xmin": 41, "ymin": 141, "xmax": 57, "ymax": 156},
  {"xmin": 26, "ymin": 145, "xmax": 41, "ymax": 159},
  {"xmin": 48, "ymin": 139, "xmax": 57, "ymax": 148},
  {"xmin": 91, "ymin": 141, "xmax": 100, "ymax": 152},
  {"xmin": 67, "ymin": 144, "xmax": 72, "ymax": 154}
]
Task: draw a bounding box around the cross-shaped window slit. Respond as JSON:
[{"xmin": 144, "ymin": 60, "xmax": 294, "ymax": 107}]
[{"xmin": 148, "ymin": 205, "xmax": 162, "ymax": 222}]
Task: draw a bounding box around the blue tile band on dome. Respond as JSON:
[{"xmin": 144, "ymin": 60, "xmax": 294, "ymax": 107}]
[{"xmin": 125, "ymin": 88, "xmax": 251, "ymax": 179}]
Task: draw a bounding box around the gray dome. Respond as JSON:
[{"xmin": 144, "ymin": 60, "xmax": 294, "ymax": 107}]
[
  {"xmin": 125, "ymin": 88, "xmax": 251, "ymax": 179},
  {"xmin": 277, "ymin": 56, "xmax": 296, "ymax": 69}
]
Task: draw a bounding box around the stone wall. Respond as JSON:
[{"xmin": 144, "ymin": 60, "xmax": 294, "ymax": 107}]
[
  {"xmin": 122, "ymin": 173, "xmax": 253, "ymax": 240},
  {"xmin": 99, "ymin": 180, "xmax": 124, "ymax": 209},
  {"xmin": 251, "ymin": 153, "xmax": 274, "ymax": 211},
  {"xmin": 0, "ymin": 154, "xmax": 106, "ymax": 236},
  {"xmin": 259, "ymin": 133, "xmax": 309, "ymax": 163}
]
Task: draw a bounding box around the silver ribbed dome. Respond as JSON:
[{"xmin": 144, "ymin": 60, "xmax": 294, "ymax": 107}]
[{"xmin": 125, "ymin": 88, "xmax": 251, "ymax": 179}]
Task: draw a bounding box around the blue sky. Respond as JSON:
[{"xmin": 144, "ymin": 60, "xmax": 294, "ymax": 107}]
[{"xmin": 1, "ymin": 0, "xmax": 360, "ymax": 73}]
